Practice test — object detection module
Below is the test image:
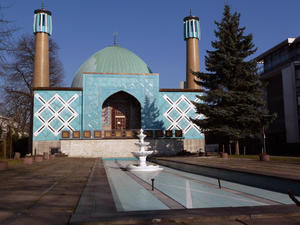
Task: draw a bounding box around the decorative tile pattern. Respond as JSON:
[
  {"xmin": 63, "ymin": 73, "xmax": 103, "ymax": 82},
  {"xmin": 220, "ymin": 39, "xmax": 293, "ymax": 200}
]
[
  {"xmin": 82, "ymin": 74, "xmax": 159, "ymax": 130},
  {"xmin": 33, "ymin": 92, "xmax": 81, "ymax": 139},
  {"xmin": 160, "ymin": 92, "xmax": 204, "ymax": 139}
]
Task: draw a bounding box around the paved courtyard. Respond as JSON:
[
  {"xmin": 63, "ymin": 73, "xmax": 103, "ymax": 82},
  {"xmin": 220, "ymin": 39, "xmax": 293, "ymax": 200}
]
[
  {"xmin": 0, "ymin": 158, "xmax": 95, "ymax": 225},
  {"xmin": 0, "ymin": 157, "xmax": 300, "ymax": 225}
]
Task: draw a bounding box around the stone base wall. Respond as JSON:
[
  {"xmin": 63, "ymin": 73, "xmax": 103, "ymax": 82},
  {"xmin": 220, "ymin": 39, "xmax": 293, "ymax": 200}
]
[
  {"xmin": 61, "ymin": 139, "xmax": 140, "ymax": 158},
  {"xmin": 184, "ymin": 139, "xmax": 205, "ymax": 153},
  {"xmin": 34, "ymin": 138, "xmax": 204, "ymax": 158},
  {"xmin": 33, "ymin": 141, "xmax": 61, "ymax": 155}
]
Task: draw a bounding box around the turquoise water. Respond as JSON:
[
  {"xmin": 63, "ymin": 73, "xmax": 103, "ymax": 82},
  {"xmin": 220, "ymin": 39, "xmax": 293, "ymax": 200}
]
[{"xmin": 104, "ymin": 159, "xmax": 296, "ymax": 212}]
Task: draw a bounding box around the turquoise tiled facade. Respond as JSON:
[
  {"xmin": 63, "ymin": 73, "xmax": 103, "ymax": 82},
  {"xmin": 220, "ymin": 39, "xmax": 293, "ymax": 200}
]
[
  {"xmin": 159, "ymin": 92, "xmax": 204, "ymax": 139},
  {"xmin": 32, "ymin": 85, "xmax": 204, "ymax": 140},
  {"xmin": 32, "ymin": 45, "xmax": 204, "ymax": 141},
  {"xmin": 33, "ymin": 90, "xmax": 82, "ymax": 141},
  {"xmin": 82, "ymin": 73, "xmax": 159, "ymax": 131}
]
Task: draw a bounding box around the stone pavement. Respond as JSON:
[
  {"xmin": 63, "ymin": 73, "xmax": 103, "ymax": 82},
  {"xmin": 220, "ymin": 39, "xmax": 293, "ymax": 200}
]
[
  {"xmin": 0, "ymin": 157, "xmax": 95, "ymax": 225},
  {"xmin": 1, "ymin": 156, "xmax": 300, "ymax": 225},
  {"xmin": 155, "ymin": 156, "xmax": 300, "ymax": 181}
]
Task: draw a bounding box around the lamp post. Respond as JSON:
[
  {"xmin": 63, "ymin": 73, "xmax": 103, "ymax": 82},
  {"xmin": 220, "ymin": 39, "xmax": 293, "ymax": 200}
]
[
  {"xmin": 262, "ymin": 114, "xmax": 274, "ymax": 155},
  {"xmin": 262, "ymin": 125, "xmax": 266, "ymax": 154}
]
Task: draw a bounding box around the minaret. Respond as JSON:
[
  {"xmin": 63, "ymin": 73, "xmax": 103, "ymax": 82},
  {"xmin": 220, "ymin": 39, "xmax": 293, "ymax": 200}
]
[
  {"xmin": 33, "ymin": 3, "xmax": 52, "ymax": 87},
  {"xmin": 184, "ymin": 9, "xmax": 201, "ymax": 89}
]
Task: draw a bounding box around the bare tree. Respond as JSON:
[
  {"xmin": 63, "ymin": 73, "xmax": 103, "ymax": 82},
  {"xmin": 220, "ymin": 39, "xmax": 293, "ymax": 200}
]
[
  {"xmin": 2, "ymin": 34, "xmax": 64, "ymax": 136},
  {"xmin": 0, "ymin": 1, "xmax": 16, "ymax": 70}
]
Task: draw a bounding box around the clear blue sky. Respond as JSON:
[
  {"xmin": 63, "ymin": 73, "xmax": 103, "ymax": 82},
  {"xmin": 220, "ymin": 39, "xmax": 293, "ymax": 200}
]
[{"xmin": 4, "ymin": 0, "xmax": 300, "ymax": 88}]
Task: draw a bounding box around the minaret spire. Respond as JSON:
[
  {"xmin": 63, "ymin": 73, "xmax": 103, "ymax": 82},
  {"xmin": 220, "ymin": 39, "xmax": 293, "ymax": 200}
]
[
  {"xmin": 113, "ymin": 32, "xmax": 118, "ymax": 46},
  {"xmin": 33, "ymin": 4, "xmax": 52, "ymax": 88},
  {"xmin": 184, "ymin": 11, "xmax": 201, "ymax": 89}
]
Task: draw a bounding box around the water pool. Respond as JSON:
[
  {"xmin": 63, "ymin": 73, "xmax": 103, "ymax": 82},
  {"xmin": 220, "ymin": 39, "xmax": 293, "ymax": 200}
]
[{"xmin": 104, "ymin": 159, "xmax": 297, "ymax": 212}]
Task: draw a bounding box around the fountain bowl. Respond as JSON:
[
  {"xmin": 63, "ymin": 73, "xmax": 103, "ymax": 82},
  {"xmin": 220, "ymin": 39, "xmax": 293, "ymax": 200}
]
[
  {"xmin": 135, "ymin": 142, "xmax": 150, "ymax": 147},
  {"xmin": 132, "ymin": 151, "xmax": 153, "ymax": 157},
  {"xmin": 127, "ymin": 164, "xmax": 163, "ymax": 172},
  {"xmin": 127, "ymin": 128, "xmax": 163, "ymax": 172}
]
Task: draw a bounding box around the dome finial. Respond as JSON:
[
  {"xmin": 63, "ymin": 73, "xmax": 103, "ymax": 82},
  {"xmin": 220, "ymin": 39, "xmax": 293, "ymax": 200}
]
[
  {"xmin": 190, "ymin": 8, "xmax": 192, "ymax": 16},
  {"xmin": 113, "ymin": 32, "xmax": 118, "ymax": 46},
  {"xmin": 42, "ymin": 0, "xmax": 45, "ymax": 9}
]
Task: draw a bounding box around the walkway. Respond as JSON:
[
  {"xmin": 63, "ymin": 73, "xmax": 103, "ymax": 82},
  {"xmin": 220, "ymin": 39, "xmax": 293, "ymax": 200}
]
[
  {"xmin": 0, "ymin": 157, "xmax": 300, "ymax": 225},
  {"xmin": 0, "ymin": 157, "xmax": 95, "ymax": 225},
  {"xmin": 155, "ymin": 156, "xmax": 300, "ymax": 180}
]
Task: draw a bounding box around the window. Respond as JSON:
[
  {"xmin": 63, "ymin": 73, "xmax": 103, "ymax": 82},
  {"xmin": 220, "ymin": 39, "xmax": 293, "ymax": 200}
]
[
  {"xmin": 296, "ymin": 69, "xmax": 300, "ymax": 80},
  {"xmin": 297, "ymin": 96, "xmax": 300, "ymax": 106}
]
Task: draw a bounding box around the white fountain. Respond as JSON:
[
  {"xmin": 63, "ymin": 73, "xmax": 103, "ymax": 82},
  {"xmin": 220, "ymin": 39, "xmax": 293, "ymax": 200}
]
[{"xmin": 127, "ymin": 129, "xmax": 163, "ymax": 172}]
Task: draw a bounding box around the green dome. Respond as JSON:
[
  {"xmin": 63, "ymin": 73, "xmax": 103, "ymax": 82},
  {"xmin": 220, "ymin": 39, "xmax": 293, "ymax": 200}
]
[{"xmin": 72, "ymin": 45, "xmax": 152, "ymax": 87}]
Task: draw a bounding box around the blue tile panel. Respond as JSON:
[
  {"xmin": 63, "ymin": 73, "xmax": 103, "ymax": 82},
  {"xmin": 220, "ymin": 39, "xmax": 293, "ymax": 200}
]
[
  {"xmin": 159, "ymin": 92, "xmax": 204, "ymax": 139},
  {"xmin": 82, "ymin": 73, "xmax": 160, "ymax": 131},
  {"xmin": 33, "ymin": 90, "xmax": 82, "ymax": 141}
]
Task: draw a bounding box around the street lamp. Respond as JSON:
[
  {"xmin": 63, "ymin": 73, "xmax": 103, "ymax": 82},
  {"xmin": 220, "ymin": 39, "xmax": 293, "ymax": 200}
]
[
  {"xmin": 262, "ymin": 125, "xmax": 266, "ymax": 154},
  {"xmin": 262, "ymin": 114, "xmax": 274, "ymax": 154}
]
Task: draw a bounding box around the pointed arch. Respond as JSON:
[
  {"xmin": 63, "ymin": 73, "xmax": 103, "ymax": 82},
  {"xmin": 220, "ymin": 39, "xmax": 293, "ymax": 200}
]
[{"xmin": 102, "ymin": 91, "xmax": 141, "ymax": 130}]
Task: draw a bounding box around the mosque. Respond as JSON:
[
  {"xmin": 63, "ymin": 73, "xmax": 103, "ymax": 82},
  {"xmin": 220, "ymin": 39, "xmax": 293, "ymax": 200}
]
[{"xmin": 32, "ymin": 6, "xmax": 204, "ymax": 157}]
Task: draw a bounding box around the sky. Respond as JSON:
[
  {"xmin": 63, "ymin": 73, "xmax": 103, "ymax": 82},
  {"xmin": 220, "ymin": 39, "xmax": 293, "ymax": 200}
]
[{"xmin": 3, "ymin": 0, "xmax": 300, "ymax": 88}]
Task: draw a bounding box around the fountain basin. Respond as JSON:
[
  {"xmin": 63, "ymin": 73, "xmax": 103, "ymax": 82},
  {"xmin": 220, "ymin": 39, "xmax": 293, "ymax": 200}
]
[
  {"xmin": 127, "ymin": 128, "xmax": 163, "ymax": 172},
  {"xmin": 132, "ymin": 151, "xmax": 153, "ymax": 157},
  {"xmin": 135, "ymin": 142, "xmax": 150, "ymax": 146},
  {"xmin": 127, "ymin": 164, "xmax": 163, "ymax": 172}
]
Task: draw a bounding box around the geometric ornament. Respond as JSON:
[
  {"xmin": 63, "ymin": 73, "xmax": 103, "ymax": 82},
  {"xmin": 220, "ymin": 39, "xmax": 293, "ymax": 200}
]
[
  {"xmin": 163, "ymin": 94, "xmax": 202, "ymax": 135},
  {"xmin": 34, "ymin": 93, "xmax": 79, "ymax": 136}
]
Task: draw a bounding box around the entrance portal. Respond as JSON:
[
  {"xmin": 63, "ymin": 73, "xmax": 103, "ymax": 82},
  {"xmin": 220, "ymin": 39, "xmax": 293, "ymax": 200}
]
[{"xmin": 102, "ymin": 91, "xmax": 141, "ymax": 130}]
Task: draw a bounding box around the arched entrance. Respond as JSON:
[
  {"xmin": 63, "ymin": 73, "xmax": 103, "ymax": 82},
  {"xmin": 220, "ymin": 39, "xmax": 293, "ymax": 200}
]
[{"xmin": 102, "ymin": 91, "xmax": 141, "ymax": 130}]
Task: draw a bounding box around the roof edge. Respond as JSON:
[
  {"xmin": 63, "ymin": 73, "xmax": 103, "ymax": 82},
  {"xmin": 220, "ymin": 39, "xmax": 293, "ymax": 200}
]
[
  {"xmin": 160, "ymin": 88, "xmax": 202, "ymax": 92},
  {"xmin": 83, "ymin": 72, "xmax": 159, "ymax": 76},
  {"xmin": 255, "ymin": 37, "xmax": 300, "ymax": 61},
  {"xmin": 33, "ymin": 87, "xmax": 83, "ymax": 91}
]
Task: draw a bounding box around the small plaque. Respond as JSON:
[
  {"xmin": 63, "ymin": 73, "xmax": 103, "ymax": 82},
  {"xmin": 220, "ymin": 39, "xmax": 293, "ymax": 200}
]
[
  {"xmin": 94, "ymin": 130, "xmax": 102, "ymax": 138},
  {"xmin": 116, "ymin": 130, "xmax": 122, "ymax": 137},
  {"xmin": 175, "ymin": 130, "xmax": 183, "ymax": 137},
  {"xmin": 62, "ymin": 131, "xmax": 70, "ymax": 138},
  {"xmin": 83, "ymin": 130, "xmax": 91, "ymax": 138},
  {"xmin": 165, "ymin": 130, "xmax": 173, "ymax": 137},
  {"xmin": 104, "ymin": 131, "xmax": 111, "ymax": 138},
  {"xmin": 125, "ymin": 130, "xmax": 133, "ymax": 138},
  {"xmin": 72, "ymin": 131, "xmax": 80, "ymax": 138},
  {"xmin": 155, "ymin": 130, "xmax": 163, "ymax": 138},
  {"xmin": 145, "ymin": 130, "xmax": 153, "ymax": 138}
]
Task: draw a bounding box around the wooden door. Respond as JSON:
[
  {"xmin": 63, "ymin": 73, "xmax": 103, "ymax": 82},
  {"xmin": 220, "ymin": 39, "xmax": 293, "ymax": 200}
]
[{"xmin": 115, "ymin": 117, "xmax": 126, "ymax": 130}]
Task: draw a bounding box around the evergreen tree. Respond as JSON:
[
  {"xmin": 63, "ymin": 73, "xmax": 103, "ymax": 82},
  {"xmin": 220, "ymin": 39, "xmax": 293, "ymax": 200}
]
[{"xmin": 192, "ymin": 5, "xmax": 271, "ymax": 155}]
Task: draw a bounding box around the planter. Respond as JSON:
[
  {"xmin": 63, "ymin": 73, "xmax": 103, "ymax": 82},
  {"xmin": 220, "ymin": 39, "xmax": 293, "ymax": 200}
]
[
  {"xmin": 35, "ymin": 155, "xmax": 43, "ymax": 162},
  {"xmin": 259, "ymin": 154, "xmax": 270, "ymax": 161},
  {"xmin": 24, "ymin": 157, "xmax": 33, "ymax": 165},
  {"xmin": 43, "ymin": 152, "xmax": 49, "ymax": 160},
  {"xmin": 49, "ymin": 154, "xmax": 56, "ymax": 159},
  {"xmin": 220, "ymin": 152, "xmax": 228, "ymax": 159},
  {"xmin": 0, "ymin": 161, "xmax": 8, "ymax": 170},
  {"xmin": 14, "ymin": 152, "xmax": 21, "ymax": 159}
]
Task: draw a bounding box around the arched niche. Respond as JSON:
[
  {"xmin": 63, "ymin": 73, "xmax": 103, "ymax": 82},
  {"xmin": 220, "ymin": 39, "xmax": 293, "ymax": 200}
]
[{"xmin": 102, "ymin": 91, "xmax": 141, "ymax": 130}]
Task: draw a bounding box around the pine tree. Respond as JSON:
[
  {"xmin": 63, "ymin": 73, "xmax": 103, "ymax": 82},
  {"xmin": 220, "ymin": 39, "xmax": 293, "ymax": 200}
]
[{"xmin": 192, "ymin": 5, "xmax": 270, "ymax": 155}]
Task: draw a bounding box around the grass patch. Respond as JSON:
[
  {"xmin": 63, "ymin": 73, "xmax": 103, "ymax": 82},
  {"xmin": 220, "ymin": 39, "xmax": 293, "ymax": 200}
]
[{"xmin": 0, "ymin": 158, "xmax": 24, "ymax": 166}]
